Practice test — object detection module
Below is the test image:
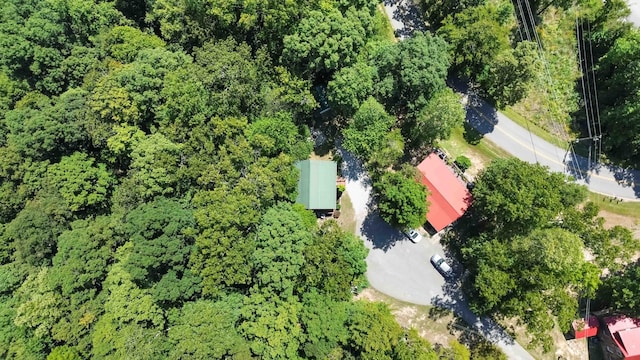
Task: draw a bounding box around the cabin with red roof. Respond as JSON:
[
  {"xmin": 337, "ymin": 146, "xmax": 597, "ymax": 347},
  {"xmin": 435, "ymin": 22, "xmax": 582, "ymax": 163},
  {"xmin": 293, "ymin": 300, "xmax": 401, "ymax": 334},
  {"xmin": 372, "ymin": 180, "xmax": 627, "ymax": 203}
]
[
  {"xmin": 600, "ymin": 315, "xmax": 640, "ymax": 360},
  {"xmin": 416, "ymin": 153, "xmax": 472, "ymax": 232}
]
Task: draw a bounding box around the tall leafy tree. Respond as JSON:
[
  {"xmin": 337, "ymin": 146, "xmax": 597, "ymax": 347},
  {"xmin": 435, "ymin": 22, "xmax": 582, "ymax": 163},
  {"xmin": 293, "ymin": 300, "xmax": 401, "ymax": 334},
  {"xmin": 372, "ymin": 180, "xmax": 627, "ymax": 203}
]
[
  {"xmin": 300, "ymin": 221, "xmax": 368, "ymax": 300},
  {"xmin": 283, "ymin": 7, "xmax": 373, "ymax": 77},
  {"xmin": 598, "ymin": 262, "xmax": 640, "ymax": 317},
  {"xmin": 464, "ymin": 228, "xmax": 589, "ymax": 351},
  {"xmin": 168, "ymin": 298, "xmax": 250, "ymax": 359},
  {"xmin": 122, "ymin": 198, "xmax": 200, "ymax": 306},
  {"xmin": 346, "ymin": 301, "xmax": 404, "ymax": 359},
  {"xmin": 561, "ymin": 202, "xmax": 640, "ymax": 272},
  {"xmin": 91, "ymin": 258, "xmax": 166, "ymax": 359},
  {"xmin": 299, "ymin": 292, "xmax": 350, "ymax": 359},
  {"xmin": 13, "ymin": 268, "xmax": 65, "ymax": 340},
  {"xmin": 371, "ymin": 32, "xmax": 450, "ymax": 112},
  {"xmin": 328, "ymin": 62, "xmax": 377, "ymax": 117},
  {"xmin": 373, "ymin": 170, "xmax": 428, "ymax": 230},
  {"xmin": 419, "ymin": 0, "xmax": 486, "ymax": 29},
  {"xmin": 3, "ymin": 193, "xmax": 70, "ymax": 266},
  {"xmin": 90, "ymin": 48, "xmax": 190, "ymax": 130},
  {"xmin": 0, "ymin": 0, "xmax": 123, "ymax": 94},
  {"xmin": 368, "ymin": 129, "xmax": 405, "ymax": 171},
  {"xmin": 190, "ymin": 186, "xmax": 261, "ymax": 296},
  {"xmin": 98, "ymin": 26, "xmax": 165, "ymax": 63},
  {"xmin": 240, "ymin": 293, "xmax": 304, "ymax": 359},
  {"xmin": 343, "ymin": 97, "xmax": 395, "ymax": 160},
  {"xmin": 410, "ymin": 88, "xmax": 466, "ymax": 147},
  {"xmin": 438, "ymin": 1, "xmax": 513, "ymax": 78},
  {"xmin": 46, "ymin": 152, "xmax": 115, "ymax": 213},
  {"xmin": 596, "ymin": 29, "xmax": 640, "ymax": 165},
  {"xmin": 246, "ymin": 112, "xmax": 312, "ymax": 160},
  {"xmin": 192, "ymin": 39, "xmax": 265, "ymax": 118},
  {"xmin": 469, "ymin": 158, "xmax": 586, "ymax": 235},
  {"xmin": 394, "ymin": 328, "xmax": 438, "ymax": 360},
  {"xmin": 251, "ymin": 202, "xmax": 312, "ymax": 297},
  {"xmin": 478, "ymin": 41, "xmax": 541, "ymax": 108},
  {"xmin": 49, "ymin": 216, "xmax": 121, "ymax": 297},
  {"xmin": 5, "ymin": 90, "xmax": 90, "ymax": 161},
  {"xmin": 124, "ymin": 133, "xmax": 185, "ymax": 202}
]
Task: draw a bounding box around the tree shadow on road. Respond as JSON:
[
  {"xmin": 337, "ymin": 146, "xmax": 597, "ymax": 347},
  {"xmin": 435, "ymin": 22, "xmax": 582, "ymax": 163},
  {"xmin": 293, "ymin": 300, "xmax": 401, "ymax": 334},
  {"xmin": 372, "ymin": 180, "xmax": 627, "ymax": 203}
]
[
  {"xmin": 359, "ymin": 210, "xmax": 406, "ymax": 252},
  {"xmin": 449, "ymin": 77, "xmax": 498, "ymax": 136},
  {"xmin": 564, "ymin": 145, "xmax": 640, "ymax": 198},
  {"xmin": 430, "ymin": 282, "xmax": 517, "ymax": 346},
  {"xmin": 608, "ymin": 165, "xmax": 640, "ymax": 198},
  {"xmin": 564, "ymin": 151, "xmax": 592, "ymax": 183},
  {"xmin": 336, "ymin": 142, "xmax": 369, "ymax": 183},
  {"xmin": 383, "ymin": 0, "xmax": 427, "ymax": 38}
]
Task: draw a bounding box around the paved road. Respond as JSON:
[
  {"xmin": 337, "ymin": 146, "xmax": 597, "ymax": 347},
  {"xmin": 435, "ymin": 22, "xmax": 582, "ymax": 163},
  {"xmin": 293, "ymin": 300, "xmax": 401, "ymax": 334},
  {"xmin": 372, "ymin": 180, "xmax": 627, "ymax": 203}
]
[
  {"xmin": 627, "ymin": 0, "xmax": 640, "ymax": 26},
  {"xmin": 384, "ymin": 0, "xmax": 640, "ymax": 200},
  {"xmin": 338, "ymin": 143, "xmax": 535, "ymax": 360},
  {"xmin": 458, "ymin": 81, "xmax": 640, "ymax": 200}
]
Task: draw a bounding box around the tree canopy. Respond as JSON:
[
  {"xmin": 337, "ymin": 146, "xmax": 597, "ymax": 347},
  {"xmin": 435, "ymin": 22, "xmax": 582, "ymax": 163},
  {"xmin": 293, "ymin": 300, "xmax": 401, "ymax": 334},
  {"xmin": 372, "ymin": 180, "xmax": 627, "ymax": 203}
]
[
  {"xmin": 374, "ymin": 170, "xmax": 428, "ymax": 230},
  {"xmin": 0, "ymin": 0, "xmax": 547, "ymax": 357}
]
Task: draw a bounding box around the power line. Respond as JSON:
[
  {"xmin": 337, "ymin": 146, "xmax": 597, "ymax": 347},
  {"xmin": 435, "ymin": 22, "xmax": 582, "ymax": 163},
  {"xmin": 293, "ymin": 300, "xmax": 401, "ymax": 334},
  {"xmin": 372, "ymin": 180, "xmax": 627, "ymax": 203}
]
[
  {"xmin": 513, "ymin": 0, "xmax": 539, "ymax": 163},
  {"xmin": 518, "ymin": 0, "xmax": 584, "ymax": 175},
  {"xmin": 586, "ymin": 19, "xmax": 603, "ymax": 163}
]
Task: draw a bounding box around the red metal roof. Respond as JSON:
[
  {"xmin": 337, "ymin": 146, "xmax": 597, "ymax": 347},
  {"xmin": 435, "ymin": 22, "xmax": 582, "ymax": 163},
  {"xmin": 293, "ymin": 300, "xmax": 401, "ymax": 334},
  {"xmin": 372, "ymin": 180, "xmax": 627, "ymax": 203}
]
[
  {"xmin": 417, "ymin": 154, "xmax": 472, "ymax": 232},
  {"xmin": 604, "ymin": 316, "xmax": 640, "ymax": 358},
  {"xmin": 572, "ymin": 316, "xmax": 598, "ymax": 338}
]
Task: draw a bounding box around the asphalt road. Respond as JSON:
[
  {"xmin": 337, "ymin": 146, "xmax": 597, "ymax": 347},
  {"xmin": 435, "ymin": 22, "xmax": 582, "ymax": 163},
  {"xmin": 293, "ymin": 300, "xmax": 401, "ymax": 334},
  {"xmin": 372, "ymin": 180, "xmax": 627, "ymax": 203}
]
[
  {"xmin": 383, "ymin": 0, "xmax": 640, "ymax": 200},
  {"xmin": 457, "ymin": 81, "xmax": 640, "ymax": 201},
  {"xmin": 338, "ymin": 143, "xmax": 535, "ymax": 360},
  {"xmin": 627, "ymin": 0, "xmax": 640, "ymax": 26}
]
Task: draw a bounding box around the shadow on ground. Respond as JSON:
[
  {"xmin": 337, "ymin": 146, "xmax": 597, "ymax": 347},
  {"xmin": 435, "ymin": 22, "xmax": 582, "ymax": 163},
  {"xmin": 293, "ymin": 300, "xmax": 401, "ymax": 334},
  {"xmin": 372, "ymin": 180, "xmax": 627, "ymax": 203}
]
[
  {"xmin": 336, "ymin": 141, "xmax": 368, "ymax": 183},
  {"xmin": 565, "ymin": 148, "xmax": 640, "ymax": 198},
  {"xmin": 359, "ymin": 210, "xmax": 406, "ymax": 252},
  {"xmin": 609, "ymin": 165, "xmax": 640, "ymax": 198},
  {"xmin": 429, "ymin": 266, "xmax": 517, "ymax": 346},
  {"xmin": 449, "ymin": 78, "xmax": 499, "ymax": 136},
  {"xmin": 383, "ymin": 0, "xmax": 427, "ymax": 38}
]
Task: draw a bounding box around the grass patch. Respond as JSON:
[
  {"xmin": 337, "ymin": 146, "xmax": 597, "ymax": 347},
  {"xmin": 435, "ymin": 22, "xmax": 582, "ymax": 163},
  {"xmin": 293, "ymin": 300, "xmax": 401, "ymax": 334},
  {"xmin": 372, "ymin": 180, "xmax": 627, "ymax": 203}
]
[
  {"xmin": 358, "ymin": 288, "xmax": 507, "ymax": 357},
  {"xmin": 337, "ymin": 192, "xmax": 357, "ymax": 234},
  {"xmin": 357, "ymin": 288, "xmax": 458, "ymax": 347},
  {"xmin": 437, "ymin": 125, "xmax": 512, "ymax": 177},
  {"xmin": 502, "ymin": 106, "xmax": 568, "ymax": 148},
  {"xmin": 373, "ymin": 4, "xmax": 397, "ymax": 43},
  {"xmin": 510, "ymin": 7, "xmax": 580, "ymax": 139},
  {"xmin": 588, "ymin": 192, "xmax": 640, "ymax": 221}
]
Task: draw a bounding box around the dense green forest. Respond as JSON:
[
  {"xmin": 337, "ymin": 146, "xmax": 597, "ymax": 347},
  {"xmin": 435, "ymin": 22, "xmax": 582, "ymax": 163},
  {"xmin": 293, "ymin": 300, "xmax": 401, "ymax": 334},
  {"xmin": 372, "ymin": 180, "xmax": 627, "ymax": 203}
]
[
  {"xmin": 2, "ymin": 0, "xmax": 640, "ymax": 357},
  {"xmin": 0, "ymin": 0, "xmax": 470, "ymax": 358}
]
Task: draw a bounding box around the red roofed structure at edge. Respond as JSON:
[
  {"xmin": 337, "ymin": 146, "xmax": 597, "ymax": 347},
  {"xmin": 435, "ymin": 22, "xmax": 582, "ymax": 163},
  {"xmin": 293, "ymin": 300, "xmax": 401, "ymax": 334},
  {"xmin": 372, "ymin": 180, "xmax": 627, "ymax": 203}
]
[
  {"xmin": 600, "ymin": 316, "xmax": 640, "ymax": 360},
  {"xmin": 417, "ymin": 153, "xmax": 472, "ymax": 232}
]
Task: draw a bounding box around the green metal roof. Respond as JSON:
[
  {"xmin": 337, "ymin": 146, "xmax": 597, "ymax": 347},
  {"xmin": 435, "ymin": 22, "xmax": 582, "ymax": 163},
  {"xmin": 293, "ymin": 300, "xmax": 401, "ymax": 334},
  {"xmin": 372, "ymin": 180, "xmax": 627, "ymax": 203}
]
[{"xmin": 295, "ymin": 160, "xmax": 337, "ymax": 210}]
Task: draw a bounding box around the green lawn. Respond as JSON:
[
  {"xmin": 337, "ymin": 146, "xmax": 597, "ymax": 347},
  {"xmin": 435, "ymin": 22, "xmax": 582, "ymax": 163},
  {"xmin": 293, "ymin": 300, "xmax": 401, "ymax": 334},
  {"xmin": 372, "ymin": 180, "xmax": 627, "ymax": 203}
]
[
  {"xmin": 588, "ymin": 192, "xmax": 640, "ymax": 221},
  {"xmin": 437, "ymin": 124, "xmax": 512, "ymax": 171},
  {"xmin": 337, "ymin": 192, "xmax": 357, "ymax": 234}
]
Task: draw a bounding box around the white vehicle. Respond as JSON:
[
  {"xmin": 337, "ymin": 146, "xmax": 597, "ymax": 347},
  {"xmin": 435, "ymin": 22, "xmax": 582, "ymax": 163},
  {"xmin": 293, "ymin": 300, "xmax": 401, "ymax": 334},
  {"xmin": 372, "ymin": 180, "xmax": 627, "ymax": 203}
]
[
  {"xmin": 430, "ymin": 254, "xmax": 453, "ymax": 277},
  {"xmin": 405, "ymin": 229, "xmax": 422, "ymax": 243}
]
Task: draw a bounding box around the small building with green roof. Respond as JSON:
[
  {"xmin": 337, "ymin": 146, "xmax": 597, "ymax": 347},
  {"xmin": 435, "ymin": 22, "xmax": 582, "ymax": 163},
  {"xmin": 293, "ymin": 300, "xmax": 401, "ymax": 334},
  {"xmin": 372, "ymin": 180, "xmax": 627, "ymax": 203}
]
[{"xmin": 295, "ymin": 160, "xmax": 337, "ymax": 210}]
